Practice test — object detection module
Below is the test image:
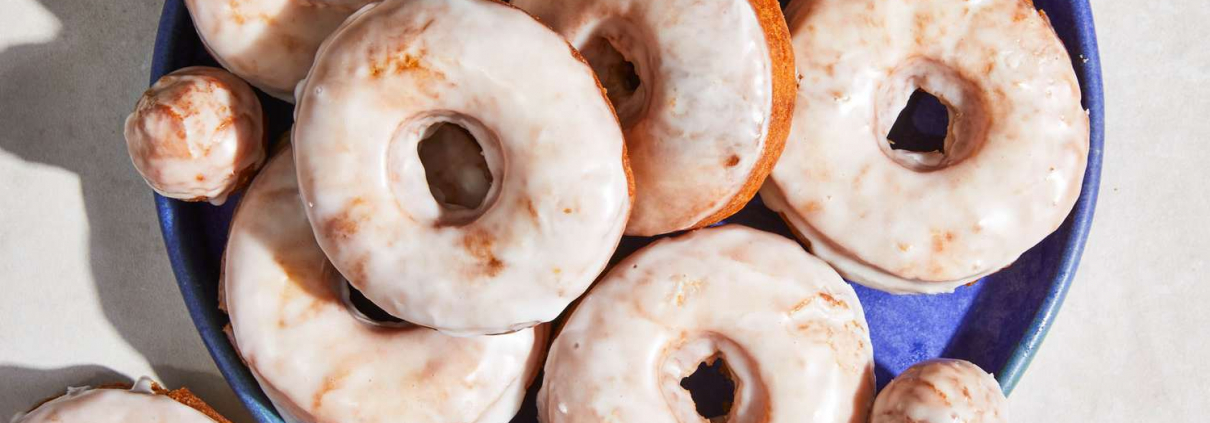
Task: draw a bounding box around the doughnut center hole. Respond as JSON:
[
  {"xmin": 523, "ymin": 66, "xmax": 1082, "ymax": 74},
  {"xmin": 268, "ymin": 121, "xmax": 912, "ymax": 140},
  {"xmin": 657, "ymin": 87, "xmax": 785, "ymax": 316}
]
[
  {"xmin": 582, "ymin": 34, "xmax": 645, "ymax": 128},
  {"xmin": 345, "ymin": 281, "xmax": 405, "ymax": 324},
  {"xmin": 680, "ymin": 356, "xmax": 736, "ymax": 421},
  {"xmin": 887, "ymin": 89, "xmax": 949, "ymax": 154},
  {"xmin": 876, "ymin": 59, "xmax": 988, "ymax": 172},
  {"xmin": 418, "ymin": 122, "xmax": 493, "ymax": 222},
  {"xmin": 331, "ymin": 266, "xmax": 414, "ymax": 328}
]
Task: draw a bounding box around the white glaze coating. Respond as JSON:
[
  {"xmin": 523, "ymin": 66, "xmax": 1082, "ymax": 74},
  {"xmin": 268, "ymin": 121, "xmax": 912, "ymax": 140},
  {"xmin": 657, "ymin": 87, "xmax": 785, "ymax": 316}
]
[
  {"xmin": 184, "ymin": 0, "xmax": 374, "ymax": 101},
  {"xmin": 764, "ymin": 0, "xmax": 1089, "ymax": 293},
  {"xmin": 871, "ymin": 359, "xmax": 1008, "ymax": 423},
  {"xmin": 292, "ymin": 0, "xmax": 631, "ymax": 335},
  {"xmin": 514, "ymin": 0, "xmax": 786, "ymax": 236},
  {"xmin": 123, "ymin": 66, "xmax": 265, "ymax": 205},
  {"xmin": 223, "ymin": 147, "xmax": 546, "ymax": 423},
  {"xmin": 12, "ymin": 379, "xmax": 217, "ymax": 423},
  {"xmin": 539, "ymin": 226, "xmax": 875, "ymax": 423}
]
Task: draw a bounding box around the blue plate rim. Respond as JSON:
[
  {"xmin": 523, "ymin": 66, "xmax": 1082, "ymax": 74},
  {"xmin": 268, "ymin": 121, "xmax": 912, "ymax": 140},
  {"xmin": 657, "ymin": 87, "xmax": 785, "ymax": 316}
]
[
  {"xmin": 995, "ymin": 1, "xmax": 1105, "ymax": 393},
  {"xmin": 150, "ymin": 0, "xmax": 1104, "ymax": 419}
]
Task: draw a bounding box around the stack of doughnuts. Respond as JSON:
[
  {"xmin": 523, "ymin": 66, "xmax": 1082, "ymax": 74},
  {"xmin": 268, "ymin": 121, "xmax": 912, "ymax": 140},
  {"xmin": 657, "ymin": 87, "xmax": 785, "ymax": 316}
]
[
  {"xmin": 120, "ymin": 0, "xmax": 1089, "ymax": 420},
  {"xmin": 223, "ymin": 147, "xmax": 548, "ymax": 422},
  {"xmin": 290, "ymin": 0, "xmax": 633, "ymax": 335}
]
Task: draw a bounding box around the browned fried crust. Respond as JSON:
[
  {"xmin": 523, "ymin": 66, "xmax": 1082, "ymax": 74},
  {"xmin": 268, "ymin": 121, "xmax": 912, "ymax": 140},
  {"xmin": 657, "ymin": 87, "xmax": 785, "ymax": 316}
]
[
  {"xmin": 164, "ymin": 385, "xmax": 235, "ymax": 423},
  {"xmin": 686, "ymin": 0, "xmax": 796, "ymax": 231},
  {"xmin": 25, "ymin": 382, "xmax": 232, "ymax": 423}
]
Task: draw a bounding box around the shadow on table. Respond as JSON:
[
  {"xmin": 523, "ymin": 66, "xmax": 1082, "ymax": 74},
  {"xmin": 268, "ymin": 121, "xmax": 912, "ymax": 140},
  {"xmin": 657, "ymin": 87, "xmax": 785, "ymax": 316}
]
[
  {"xmin": 0, "ymin": 365, "xmax": 127, "ymax": 417},
  {"xmin": 0, "ymin": 0, "xmax": 248, "ymax": 421}
]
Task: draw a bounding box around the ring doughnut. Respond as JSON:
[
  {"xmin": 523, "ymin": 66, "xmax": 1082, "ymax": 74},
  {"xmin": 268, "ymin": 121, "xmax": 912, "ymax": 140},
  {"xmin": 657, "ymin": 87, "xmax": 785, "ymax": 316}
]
[
  {"xmin": 763, "ymin": 0, "xmax": 1090, "ymax": 293},
  {"xmin": 871, "ymin": 359, "xmax": 1007, "ymax": 423},
  {"xmin": 222, "ymin": 148, "xmax": 547, "ymax": 423},
  {"xmin": 14, "ymin": 377, "xmax": 229, "ymax": 423},
  {"xmin": 123, "ymin": 66, "xmax": 265, "ymax": 205},
  {"xmin": 539, "ymin": 225, "xmax": 874, "ymax": 422},
  {"xmin": 292, "ymin": 0, "xmax": 632, "ymax": 335},
  {"xmin": 513, "ymin": 0, "xmax": 795, "ymax": 236},
  {"xmin": 185, "ymin": 0, "xmax": 375, "ymax": 101}
]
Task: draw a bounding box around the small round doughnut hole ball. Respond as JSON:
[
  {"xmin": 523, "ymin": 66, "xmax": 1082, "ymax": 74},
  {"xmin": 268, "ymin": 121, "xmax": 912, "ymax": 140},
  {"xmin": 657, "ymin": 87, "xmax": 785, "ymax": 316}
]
[
  {"xmin": 124, "ymin": 66, "xmax": 265, "ymax": 205},
  {"xmin": 871, "ymin": 359, "xmax": 1008, "ymax": 423}
]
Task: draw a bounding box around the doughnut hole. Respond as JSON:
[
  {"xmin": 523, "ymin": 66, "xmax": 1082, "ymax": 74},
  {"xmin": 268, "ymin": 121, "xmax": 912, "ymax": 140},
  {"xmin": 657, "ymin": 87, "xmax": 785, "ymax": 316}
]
[
  {"xmin": 580, "ymin": 29, "xmax": 648, "ymax": 129},
  {"xmin": 418, "ymin": 123, "xmax": 492, "ymax": 209},
  {"xmin": 887, "ymin": 89, "xmax": 949, "ymax": 154},
  {"xmin": 876, "ymin": 58, "xmax": 990, "ymax": 172},
  {"xmin": 680, "ymin": 357, "xmax": 737, "ymax": 420},
  {"xmin": 124, "ymin": 68, "xmax": 264, "ymax": 204},
  {"xmin": 333, "ymin": 265, "xmax": 412, "ymax": 328},
  {"xmin": 388, "ymin": 113, "xmax": 504, "ymax": 227},
  {"xmin": 661, "ymin": 336, "xmax": 767, "ymax": 422}
]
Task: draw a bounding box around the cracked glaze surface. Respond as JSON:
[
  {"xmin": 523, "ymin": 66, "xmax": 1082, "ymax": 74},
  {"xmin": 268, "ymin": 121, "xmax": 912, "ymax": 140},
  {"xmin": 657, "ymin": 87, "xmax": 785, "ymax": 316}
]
[
  {"xmin": 764, "ymin": 0, "xmax": 1089, "ymax": 293},
  {"xmin": 222, "ymin": 148, "xmax": 546, "ymax": 423},
  {"xmin": 514, "ymin": 0, "xmax": 793, "ymax": 236},
  {"xmin": 185, "ymin": 0, "xmax": 375, "ymax": 101},
  {"xmin": 292, "ymin": 0, "xmax": 631, "ymax": 335},
  {"xmin": 539, "ymin": 226, "xmax": 874, "ymax": 423},
  {"xmin": 871, "ymin": 359, "xmax": 1008, "ymax": 423},
  {"xmin": 123, "ymin": 66, "xmax": 264, "ymax": 205}
]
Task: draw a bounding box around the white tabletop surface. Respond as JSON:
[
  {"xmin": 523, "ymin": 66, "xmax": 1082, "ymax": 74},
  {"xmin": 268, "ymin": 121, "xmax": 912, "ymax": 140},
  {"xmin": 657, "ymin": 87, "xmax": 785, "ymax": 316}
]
[{"xmin": 0, "ymin": 1, "xmax": 1205, "ymax": 421}]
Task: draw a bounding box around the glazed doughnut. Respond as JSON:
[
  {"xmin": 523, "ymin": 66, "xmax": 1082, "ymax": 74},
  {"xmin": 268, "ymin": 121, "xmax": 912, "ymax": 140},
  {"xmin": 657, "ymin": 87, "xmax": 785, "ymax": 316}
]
[
  {"xmin": 513, "ymin": 0, "xmax": 796, "ymax": 236},
  {"xmin": 124, "ymin": 66, "xmax": 265, "ymax": 205},
  {"xmin": 13, "ymin": 377, "xmax": 229, "ymax": 423},
  {"xmin": 185, "ymin": 0, "xmax": 374, "ymax": 101},
  {"xmin": 540, "ymin": 225, "xmax": 875, "ymax": 423},
  {"xmin": 764, "ymin": 0, "xmax": 1090, "ymax": 293},
  {"xmin": 871, "ymin": 359, "xmax": 1007, "ymax": 423},
  {"xmin": 222, "ymin": 147, "xmax": 546, "ymax": 423},
  {"xmin": 292, "ymin": 0, "xmax": 632, "ymax": 335}
]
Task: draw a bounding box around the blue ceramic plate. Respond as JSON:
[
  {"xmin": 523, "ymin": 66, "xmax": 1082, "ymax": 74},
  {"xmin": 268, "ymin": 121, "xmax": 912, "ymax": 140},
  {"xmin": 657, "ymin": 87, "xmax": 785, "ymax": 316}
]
[{"xmin": 151, "ymin": 1, "xmax": 1103, "ymax": 421}]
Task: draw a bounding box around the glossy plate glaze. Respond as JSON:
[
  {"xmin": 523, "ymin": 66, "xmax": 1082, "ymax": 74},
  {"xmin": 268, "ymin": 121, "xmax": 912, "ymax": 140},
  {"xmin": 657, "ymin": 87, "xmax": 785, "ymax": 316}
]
[{"xmin": 150, "ymin": 0, "xmax": 1103, "ymax": 421}]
